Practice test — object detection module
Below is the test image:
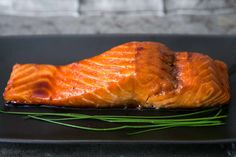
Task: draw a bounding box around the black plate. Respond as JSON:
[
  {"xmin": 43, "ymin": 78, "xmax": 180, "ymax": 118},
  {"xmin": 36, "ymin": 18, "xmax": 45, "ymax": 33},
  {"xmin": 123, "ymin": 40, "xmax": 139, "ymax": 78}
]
[{"xmin": 0, "ymin": 35, "xmax": 235, "ymax": 144}]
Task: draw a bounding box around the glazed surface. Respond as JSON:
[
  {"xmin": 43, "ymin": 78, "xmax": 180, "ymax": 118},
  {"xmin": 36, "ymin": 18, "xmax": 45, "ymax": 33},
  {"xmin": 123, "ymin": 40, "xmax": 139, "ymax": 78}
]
[{"xmin": 3, "ymin": 42, "xmax": 230, "ymax": 108}]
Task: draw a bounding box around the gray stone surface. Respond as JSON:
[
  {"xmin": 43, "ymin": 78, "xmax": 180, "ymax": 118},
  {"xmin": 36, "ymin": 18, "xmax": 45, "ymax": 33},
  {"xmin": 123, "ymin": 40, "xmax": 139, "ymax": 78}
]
[
  {"xmin": 0, "ymin": 14, "xmax": 235, "ymax": 36},
  {"xmin": 0, "ymin": 0, "xmax": 235, "ymax": 16},
  {"xmin": 0, "ymin": 0, "xmax": 78, "ymax": 16},
  {"xmin": 166, "ymin": 0, "xmax": 236, "ymax": 14},
  {"xmin": 79, "ymin": 0, "xmax": 164, "ymax": 15}
]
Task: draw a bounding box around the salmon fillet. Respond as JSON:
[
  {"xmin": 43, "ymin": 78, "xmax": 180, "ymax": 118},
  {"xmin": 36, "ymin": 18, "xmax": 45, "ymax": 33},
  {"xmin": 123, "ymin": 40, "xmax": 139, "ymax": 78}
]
[{"xmin": 3, "ymin": 42, "xmax": 230, "ymax": 108}]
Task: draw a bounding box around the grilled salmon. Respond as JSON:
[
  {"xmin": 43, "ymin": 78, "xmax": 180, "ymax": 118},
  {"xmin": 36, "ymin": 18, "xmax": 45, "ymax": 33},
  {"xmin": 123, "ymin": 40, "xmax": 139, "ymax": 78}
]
[{"xmin": 3, "ymin": 42, "xmax": 230, "ymax": 108}]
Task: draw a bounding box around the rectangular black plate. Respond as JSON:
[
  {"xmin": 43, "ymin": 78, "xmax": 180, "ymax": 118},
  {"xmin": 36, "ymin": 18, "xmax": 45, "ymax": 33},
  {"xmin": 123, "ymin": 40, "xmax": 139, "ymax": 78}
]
[{"xmin": 0, "ymin": 34, "xmax": 235, "ymax": 144}]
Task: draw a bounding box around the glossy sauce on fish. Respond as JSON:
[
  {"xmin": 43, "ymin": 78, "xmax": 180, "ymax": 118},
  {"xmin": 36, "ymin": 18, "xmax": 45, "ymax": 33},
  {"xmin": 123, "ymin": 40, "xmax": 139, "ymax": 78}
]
[{"xmin": 3, "ymin": 42, "xmax": 230, "ymax": 108}]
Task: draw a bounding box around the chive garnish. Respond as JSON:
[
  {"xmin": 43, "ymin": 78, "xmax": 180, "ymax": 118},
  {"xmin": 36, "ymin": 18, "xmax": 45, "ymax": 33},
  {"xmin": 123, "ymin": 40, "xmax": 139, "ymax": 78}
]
[{"xmin": 0, "ymin": 108, "xmax": 227, "ymax": 135}]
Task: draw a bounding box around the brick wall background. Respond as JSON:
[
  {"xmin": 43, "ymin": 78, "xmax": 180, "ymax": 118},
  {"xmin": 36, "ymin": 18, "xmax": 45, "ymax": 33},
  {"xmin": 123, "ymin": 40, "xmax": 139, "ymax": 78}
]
[
  {"xmin": 0, "ymin": 0, "xmax": 235, "ymax": 35},
  {"xmin": 1, "ymin": 0, "xmax": 235, "ymax": 16}
]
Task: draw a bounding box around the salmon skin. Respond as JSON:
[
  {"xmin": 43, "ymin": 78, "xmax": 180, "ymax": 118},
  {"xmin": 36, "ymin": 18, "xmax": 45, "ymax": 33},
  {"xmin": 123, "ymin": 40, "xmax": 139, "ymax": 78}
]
[{"xmin": 3, "ymin": 42, "xmax": 230, "ymax": 108}]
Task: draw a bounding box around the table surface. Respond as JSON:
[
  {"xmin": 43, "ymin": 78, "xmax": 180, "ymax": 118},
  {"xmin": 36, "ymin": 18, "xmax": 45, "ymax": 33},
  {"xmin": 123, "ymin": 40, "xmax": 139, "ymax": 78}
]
[
  {"xmin": 0, "ymin": 143, "xmax": 234, "ymax": 157},
  {"xmin": 0, "ymin": 14, "xmax": 235, "ymax": 35}
]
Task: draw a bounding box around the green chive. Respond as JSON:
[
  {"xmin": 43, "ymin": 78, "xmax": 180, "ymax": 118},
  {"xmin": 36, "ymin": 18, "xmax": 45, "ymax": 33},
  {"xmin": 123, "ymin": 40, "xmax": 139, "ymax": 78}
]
[{"xmin": 0, "ymin": 107, "xmax": 226, "ymax": 135}]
